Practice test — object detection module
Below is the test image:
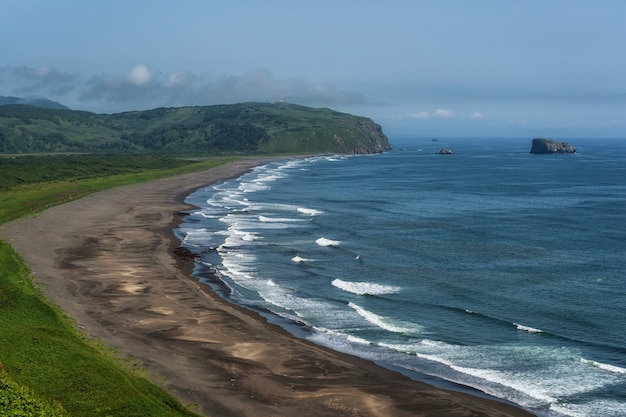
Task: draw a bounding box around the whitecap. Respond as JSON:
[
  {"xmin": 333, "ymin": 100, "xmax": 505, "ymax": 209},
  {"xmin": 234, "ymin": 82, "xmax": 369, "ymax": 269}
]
[
  {"xmin": 331, "ymin": 278, "xmax": 400, "ymax": 295},
  {"xmin": 346, "ymin": 334, "xmax": 372, "ymax": 345},
  {"xmin": 316, "ymin": 237, "xmax": 341, "ymax": 247},
  {"xmin": 241, "ymin": 232, "xmax": 258, "ymax": 242},
  {"xmin": 297, "ymin": 207, "xmax": 324, "ymax": 216},
  {"xmin": 259, "ymin": 215, "xmax": 304, "ymax": 223},
  {"xmin": 348, "ymin": 302, "xmax": 417, "ymax": 334},
  {"xmin": 292, "ymin": 256, "xmax": 314, "ymax": 263},
  {"xmin": 580, "ymin": 358, "xmax": 626, "ymax": 374},
  {"xmin": 238, "ymin": 181, "xmax": 270, "ymax": 192},
  {"xmin": 514, "ymin": 323, "xmax": 543, "ymax": 333}
]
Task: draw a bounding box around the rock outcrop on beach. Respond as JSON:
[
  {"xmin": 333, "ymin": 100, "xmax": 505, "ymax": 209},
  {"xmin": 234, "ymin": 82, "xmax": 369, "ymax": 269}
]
[
  {"xmin": 530, "ymin": 138, "xmax": 576, "ymax": 154},
  {"xmin": 436, "ymin": 148, "xmax": 453, "ymax": 155}
]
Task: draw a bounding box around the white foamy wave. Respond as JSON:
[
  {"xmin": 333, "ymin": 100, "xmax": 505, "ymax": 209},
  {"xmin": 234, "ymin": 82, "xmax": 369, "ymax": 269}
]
[
  {"xmin": 514, "ymin": 323, "xmax": 544, "ymax": 333},
  {"xmin": 346, "ymin": 334, "xmax": 372, "ymax": 345},
  {"xmin": 258, "ymin": 215, "xmax": 304, "ymax": 223},
  {"xmin": 238, "ymin": 181, "xmax": 270, "ymax": 192},
  {"xmin": 551, "ymin": 399, "xmax": 626, "ymax": 417},
  {"xmin": 411, "ymin": 342, "xmax": 621, "ymax": 414},
  {"xmin": 348, "ymin": 302, "xmax": 418, "ymax": 334},
  {"xmin": 308, "ymin": 326, "xmax": 377, "ymax": 349},
  {"xmin": 297, "ymin": 207, "xmax": 323, "ymax": 216},
  {"xmin": 220, "ymin": 253, "xmax": 258, "ymax": 282},
  {"xmin": 180, "ymin": 228, "xmax": 213, "ymax": 247},
  {"xmin": 580, "ymin": 358, "xmax": 626, "ymax": 374},
  {"xmin": 449, "ymin": 364, "xmax": 560, "ymax": 405},
  {"xmin": 241, "ymin": 232, "xmax": 258, "ymax": 242},
  {"xmin": 316, "ymin": 237, "xmax": 341, "ymax": 247},
  {"xmin": 292, "ymin": 256, "xmax": 314, "ymax": 263},
  {"xmin": 332, "ymin": 278, "xmax": 400, "ymax": 295}
]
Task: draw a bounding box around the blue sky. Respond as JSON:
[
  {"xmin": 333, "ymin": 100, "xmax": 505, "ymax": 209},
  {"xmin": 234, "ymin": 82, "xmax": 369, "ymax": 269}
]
[{"xmin": 1, "ymin": 1, "xmax": 625, "ymax": 139}]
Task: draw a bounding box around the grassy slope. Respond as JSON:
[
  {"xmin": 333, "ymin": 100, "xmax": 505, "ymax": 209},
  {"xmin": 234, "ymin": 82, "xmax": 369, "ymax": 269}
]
[
  {"xmin": 0, "ymin": 102, "xmax": 389, "ymax": 154},
  {"xmin": 0, "ymin": 156, "xmax": 237, "ymax": 416}
]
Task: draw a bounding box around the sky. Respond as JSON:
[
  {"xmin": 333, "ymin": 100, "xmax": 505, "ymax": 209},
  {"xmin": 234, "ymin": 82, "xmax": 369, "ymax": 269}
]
[{"xmin": 1, "ymin": 1, "xmax": 625, "ymax": 139}]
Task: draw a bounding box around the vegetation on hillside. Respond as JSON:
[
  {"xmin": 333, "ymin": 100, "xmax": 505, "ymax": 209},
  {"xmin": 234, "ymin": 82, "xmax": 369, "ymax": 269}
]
[
  {"xmin": 0, "ymin": 102, "xmax": 390, "ymax": 154},
  {"xmin": 1, "ymin": 370, "xmax": 70, "ymax": 417}
]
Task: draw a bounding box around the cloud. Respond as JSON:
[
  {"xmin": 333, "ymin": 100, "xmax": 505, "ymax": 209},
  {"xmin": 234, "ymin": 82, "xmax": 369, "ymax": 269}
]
[
  {"xmin": 407, "ymin": 109, "xmax": 488, "ymax": 121},
  {"xmin": 3, "ymin": 65, "xmax": 77, "ymax": 96},
  {"xmin": 208, "ymin": 68, "xmax": 365, "ymax": 106},
  {"xmin": 433, "ymin": 108, "xmax": 454, "ymax": 118},
  {"xmin": 410, "ymin": 111, "xmax": 431, "ymax": 120},
  {"xmin": 126, "ymin": 64, "xmax": 152, "ymax": 86},
  {"xmin": 1, "ymin": 65, "xmax": 366, "ymax": 112},
  {"xmin": 410, "ymin": 108, "xmax": 455, "ymax": 119}
]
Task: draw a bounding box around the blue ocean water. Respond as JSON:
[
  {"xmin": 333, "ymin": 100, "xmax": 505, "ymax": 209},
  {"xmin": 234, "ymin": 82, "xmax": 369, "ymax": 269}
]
[{"xmin": 176, "ymin": 137, "xmax": 626, "ymax": 417}]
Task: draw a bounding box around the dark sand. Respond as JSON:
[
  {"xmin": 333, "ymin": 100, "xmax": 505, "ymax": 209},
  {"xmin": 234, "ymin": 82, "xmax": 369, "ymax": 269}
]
[{"xmin": 1, "ymin": 158, "xmax": 536, "ymax": 417}]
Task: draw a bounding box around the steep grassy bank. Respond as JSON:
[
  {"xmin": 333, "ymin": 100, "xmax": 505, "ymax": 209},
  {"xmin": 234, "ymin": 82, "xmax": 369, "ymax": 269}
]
[{"xmin": 0, "ymin": 156, "xmax": 236, "ymax": 416}]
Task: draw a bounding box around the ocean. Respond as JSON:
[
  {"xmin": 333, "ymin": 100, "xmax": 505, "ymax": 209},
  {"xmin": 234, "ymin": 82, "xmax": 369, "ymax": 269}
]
[{"xmin": 176, "ymin": 137, "xmax": 626, "ymax": 417}]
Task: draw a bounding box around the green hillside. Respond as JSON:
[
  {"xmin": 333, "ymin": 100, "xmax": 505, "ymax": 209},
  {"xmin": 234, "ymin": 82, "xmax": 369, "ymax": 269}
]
[{"xmin": 0, "ymin": 102, "xmax": 390, "ymax": 154}]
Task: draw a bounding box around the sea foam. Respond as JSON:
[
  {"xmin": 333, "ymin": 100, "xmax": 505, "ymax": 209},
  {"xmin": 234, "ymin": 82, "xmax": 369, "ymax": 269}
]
[
  {"xmin": 297, "ymin": 207, "xmax": 323, "ymax": 216},
  {"xmin": 514, "ymin": 323, "xmax": 544, "ymax": 333},
  {"xmin": 331, "ymin": 278, "xmax": 400, "ymax": 295},
  {"xmin": 348, "ymin": 302, "xmax": 417, "ymax": 334},
  {"xmin": 316, "ymin": 237, "xmax": 341, "ymax": 247},
  {"xmin": 580, "ymin": 358, "xmax": 626, "ymax": 375},
  {"xmin": 292, "ymin": 256, "xmax": 314, "ymax": 263}
]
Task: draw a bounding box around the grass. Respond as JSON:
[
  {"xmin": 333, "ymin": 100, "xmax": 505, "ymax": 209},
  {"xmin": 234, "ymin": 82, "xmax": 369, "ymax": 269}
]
[{"xmin": 0, "ymin": 156, "xmax": 237, "ymax": 416}]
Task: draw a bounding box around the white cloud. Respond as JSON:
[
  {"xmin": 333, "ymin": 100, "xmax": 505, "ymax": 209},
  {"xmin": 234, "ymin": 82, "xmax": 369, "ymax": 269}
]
[
  {"xmin": 2, "ymin": 64, "xmax": 366, "ymax": 112},
  {"xmin": 410, "ymin": 108, "xmax": 455, "ymax": 119},
  {"xmin": 410, "ymin": 111, "xmax": 431, "ymax": 119},
  {"xmin": 469, "ymin": 112, "xmax": 486, "ymax": 119},
  {"xmin": 126, "ymin": 64, "xmax": 152, "ymax": 85},
  {"xmin": 4, "ymin": 65, "xmax": 77, "ymax": 96},
  {"xmin": 164, "ymin": 71, "xmax": 192, "ymax": 87},
  {"xmin": 433, "ymin": 108, "xmax": 454, "ymax": 118}
]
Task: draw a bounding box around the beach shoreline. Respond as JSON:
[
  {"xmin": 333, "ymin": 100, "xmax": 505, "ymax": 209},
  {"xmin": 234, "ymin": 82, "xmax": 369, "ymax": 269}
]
[{"xmin": 1, "ymin": 157, "xmax": 536, "ymax": 417}]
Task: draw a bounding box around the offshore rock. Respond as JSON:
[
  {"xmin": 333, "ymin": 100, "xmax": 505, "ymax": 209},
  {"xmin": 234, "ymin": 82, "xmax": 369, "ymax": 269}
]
[
  {"xmin": 530, "ymin": 138, "xmax": 576, "ymax": 154},
  {"xmin": 436, "ymin": 148, "xmax": 453, "ymax": 155}
]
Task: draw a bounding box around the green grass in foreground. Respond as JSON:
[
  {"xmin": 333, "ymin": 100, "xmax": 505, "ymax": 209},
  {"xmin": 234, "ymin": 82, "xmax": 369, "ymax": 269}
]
[{"xmin": 0, "ymin": 156, "xmax": 236, "ymax": 416}]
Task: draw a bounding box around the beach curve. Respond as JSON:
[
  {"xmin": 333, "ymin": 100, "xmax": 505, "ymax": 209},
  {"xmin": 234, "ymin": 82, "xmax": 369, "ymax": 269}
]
[{"xmin": 0, "ymin": 157, "xmax": 536, "ymax": 417}]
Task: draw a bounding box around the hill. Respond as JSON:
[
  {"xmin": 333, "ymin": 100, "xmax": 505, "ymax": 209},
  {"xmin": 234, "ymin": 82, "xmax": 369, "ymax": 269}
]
[
  {"xmin": 0, "ymin": 102, "xmax": 390, "ymax": 154},
  {"xmin": 0, "ymin": 95, "xmax": 69, "ymax": 110}
]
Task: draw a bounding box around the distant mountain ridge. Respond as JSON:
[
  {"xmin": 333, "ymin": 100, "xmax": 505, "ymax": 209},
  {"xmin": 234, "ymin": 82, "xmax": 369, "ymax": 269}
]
[
  {"xmin": 0, "ymin": 95, "xmax": 70, "ymax": 110},
  {"xmin": 0, "ymin": 101, "xmax": 391, "ymax": 154}
]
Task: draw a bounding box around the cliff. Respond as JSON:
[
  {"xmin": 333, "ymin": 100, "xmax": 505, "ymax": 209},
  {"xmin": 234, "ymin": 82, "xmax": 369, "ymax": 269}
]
[
  {"xmin": 0, "ymin": 102, "xmax": 391, "ymax": 155},
  {"xmin": 530, "ymin": 138, "xmax": 576, "ymax": 154}
]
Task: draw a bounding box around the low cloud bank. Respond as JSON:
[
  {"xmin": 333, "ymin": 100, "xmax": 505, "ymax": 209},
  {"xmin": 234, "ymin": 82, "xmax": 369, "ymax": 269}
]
[{"xmin": 1, "ymin": 65, "xmax": 366, "ymax": 112}]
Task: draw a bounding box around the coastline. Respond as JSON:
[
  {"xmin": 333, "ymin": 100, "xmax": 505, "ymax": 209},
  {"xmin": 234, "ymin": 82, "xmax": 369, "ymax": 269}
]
[{"xmin": 0, "ymin": 157, "xmax": 536, "ymax": 417}]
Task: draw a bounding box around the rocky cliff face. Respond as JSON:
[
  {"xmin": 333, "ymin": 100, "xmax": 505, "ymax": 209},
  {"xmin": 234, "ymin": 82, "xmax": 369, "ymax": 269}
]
[
  {"xmin": 530, "ymin": 138, "xmax": 576, "ymax": 154},
  {"xmin": 352, "ymin": 118, "xmax": 392, "ymax": 154},
  {"xmin": 332, "ymin": 116, "xmax": 392, "ymax": 154}
]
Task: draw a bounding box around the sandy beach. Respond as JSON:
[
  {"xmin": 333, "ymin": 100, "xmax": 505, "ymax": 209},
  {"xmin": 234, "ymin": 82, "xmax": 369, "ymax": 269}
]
[{"xmin": 1, "ymin": 158, "xmax": 536, "ymax": 417}]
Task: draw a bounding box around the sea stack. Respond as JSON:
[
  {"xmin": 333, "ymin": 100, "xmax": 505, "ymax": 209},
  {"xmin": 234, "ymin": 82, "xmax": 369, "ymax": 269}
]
[{"xmin": 530, "ymin": 138, "xmax": 576, "ymax": 154}]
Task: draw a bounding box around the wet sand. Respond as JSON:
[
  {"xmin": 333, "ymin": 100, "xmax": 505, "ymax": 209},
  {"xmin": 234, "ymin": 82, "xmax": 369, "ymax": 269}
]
[{"xmin": 0, "ymin": 158, "xmax": 536, "ymax": 417}]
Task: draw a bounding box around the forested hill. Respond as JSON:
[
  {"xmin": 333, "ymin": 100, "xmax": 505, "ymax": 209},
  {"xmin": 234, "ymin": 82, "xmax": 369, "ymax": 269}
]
[{"xmin": 0, "ymin": 102, "xmax": 391, "ymax": 155}]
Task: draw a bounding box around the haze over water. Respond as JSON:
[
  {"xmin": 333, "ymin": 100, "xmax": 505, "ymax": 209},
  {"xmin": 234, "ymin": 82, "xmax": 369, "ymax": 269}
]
[{"xmin": 178, "ymin": 137, "xmax": 626, "ymax": 417}]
